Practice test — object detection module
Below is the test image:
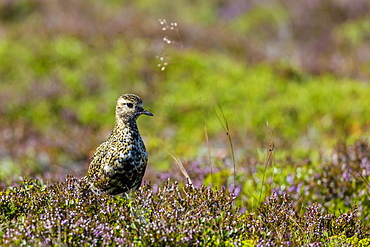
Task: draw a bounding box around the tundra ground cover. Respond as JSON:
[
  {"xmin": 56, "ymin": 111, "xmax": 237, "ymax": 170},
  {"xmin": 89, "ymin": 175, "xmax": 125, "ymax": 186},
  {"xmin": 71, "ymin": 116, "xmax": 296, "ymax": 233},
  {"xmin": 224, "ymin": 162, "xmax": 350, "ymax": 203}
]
[{"xmin": 1, "ymin": 0, "xmax": 370, "ymax": 245}]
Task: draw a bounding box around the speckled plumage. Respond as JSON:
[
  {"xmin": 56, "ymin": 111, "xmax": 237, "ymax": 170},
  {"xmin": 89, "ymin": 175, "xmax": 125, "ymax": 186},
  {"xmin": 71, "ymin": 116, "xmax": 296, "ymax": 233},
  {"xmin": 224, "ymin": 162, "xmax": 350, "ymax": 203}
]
[{"xmin": 82, "ymin": 94, "xmax": 153, "ymax": 195}]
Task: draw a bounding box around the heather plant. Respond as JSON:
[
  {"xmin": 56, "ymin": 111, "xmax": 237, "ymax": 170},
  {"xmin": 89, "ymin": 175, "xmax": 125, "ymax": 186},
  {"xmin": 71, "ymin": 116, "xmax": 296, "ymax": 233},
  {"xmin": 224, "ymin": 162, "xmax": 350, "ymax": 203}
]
[
  {"xmin": 1, "ymin": 175, "xmax": 369, "ymax": 245},
  {"xmin": 158, "ymin": 135, "xmax": 370, "ymax": 224},
  {"xmin": 266, "ymin": 140, "xmax": 370, "ymax": 225}
]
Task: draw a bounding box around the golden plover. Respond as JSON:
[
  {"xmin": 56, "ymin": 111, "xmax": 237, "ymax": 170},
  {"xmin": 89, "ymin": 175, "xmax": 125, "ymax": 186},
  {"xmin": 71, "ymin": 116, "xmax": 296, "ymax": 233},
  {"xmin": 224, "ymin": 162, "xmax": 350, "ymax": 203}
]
[{"xmin": 82, "ymin": 94, "xmax": 153, "ymax": 195}]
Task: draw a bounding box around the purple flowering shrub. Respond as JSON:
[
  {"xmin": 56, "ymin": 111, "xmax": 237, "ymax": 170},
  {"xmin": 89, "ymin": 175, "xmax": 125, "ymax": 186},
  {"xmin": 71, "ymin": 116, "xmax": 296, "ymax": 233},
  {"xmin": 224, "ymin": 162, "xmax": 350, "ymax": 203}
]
[{"xmin": 1, "ymin": 161, "xmax": 370, "ymax": 246}]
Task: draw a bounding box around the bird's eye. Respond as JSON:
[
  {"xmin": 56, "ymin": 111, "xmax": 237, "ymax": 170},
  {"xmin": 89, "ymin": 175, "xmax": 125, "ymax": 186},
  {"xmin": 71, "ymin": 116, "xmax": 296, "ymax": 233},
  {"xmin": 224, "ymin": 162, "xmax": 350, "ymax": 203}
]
[{"xmin": 126, "ymin": 103, "xmax": 133, "ymax": 108}]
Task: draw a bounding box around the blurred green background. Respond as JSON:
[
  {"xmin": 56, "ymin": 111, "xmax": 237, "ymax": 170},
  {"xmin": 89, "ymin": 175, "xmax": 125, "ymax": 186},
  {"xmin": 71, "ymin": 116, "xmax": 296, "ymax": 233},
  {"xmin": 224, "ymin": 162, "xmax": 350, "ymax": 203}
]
[{"xmin": 0, "ymin": 0, "xmax": 370, "ymax": 188}]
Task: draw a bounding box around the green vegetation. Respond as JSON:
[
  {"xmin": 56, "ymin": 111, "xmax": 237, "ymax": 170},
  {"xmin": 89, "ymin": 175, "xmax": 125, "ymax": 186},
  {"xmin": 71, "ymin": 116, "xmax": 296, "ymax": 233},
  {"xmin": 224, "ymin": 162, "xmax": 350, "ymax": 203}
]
[{"xmin": 1, "ymin": 0, "xmax": 370, "ymax": 245}]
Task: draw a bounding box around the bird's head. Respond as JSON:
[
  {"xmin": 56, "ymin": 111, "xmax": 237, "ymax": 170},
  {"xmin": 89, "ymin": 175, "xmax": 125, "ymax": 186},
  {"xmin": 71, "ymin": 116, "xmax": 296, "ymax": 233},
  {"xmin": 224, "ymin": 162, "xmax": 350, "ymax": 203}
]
[{"xmin": 115, "ymin": 94, "xmax": 153, "ymax": 122}]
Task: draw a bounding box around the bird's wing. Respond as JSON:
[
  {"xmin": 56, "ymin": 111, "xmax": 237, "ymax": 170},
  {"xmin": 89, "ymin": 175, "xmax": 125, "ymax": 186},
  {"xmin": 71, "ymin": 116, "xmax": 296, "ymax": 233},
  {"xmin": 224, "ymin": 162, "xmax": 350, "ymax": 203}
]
[{"xmin": 88, "ymin": 141, "xmax": 112, "ymax": 171}]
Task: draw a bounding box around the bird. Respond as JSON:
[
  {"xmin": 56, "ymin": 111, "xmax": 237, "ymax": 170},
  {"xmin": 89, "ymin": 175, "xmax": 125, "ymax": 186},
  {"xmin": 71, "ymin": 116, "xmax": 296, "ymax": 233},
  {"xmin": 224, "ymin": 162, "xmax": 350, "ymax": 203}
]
[{"xmin": 81, "ymin": 93, "xmax": 153, "ymax": 195}]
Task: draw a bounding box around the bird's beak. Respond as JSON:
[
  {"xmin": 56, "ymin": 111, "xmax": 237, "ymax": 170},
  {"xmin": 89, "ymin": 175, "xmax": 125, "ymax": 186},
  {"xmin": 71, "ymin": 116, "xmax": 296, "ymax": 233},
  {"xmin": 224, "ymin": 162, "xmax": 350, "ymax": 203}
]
[{"xmin": 140, "ymin": 108, "xmax": 153, "ymax": 116}]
